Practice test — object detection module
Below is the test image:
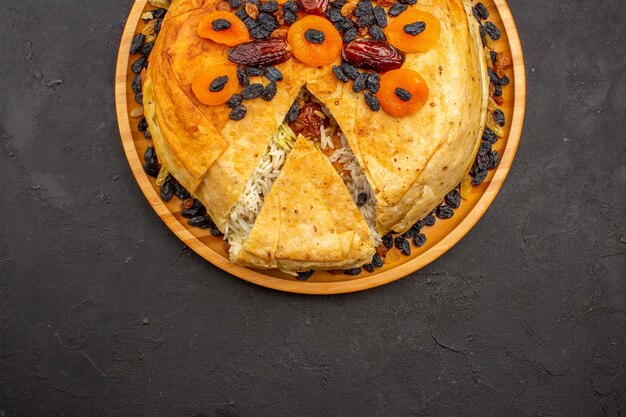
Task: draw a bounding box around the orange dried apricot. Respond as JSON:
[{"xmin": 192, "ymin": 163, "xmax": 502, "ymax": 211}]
[
  {"xmin": 197, "ymin": 11, "xmax": 250, "ymax": 47},
  {"xmin": 385, "ymin": 10, "xmax": 441, "ymax": 53},
  {"xmin": 287, "ymin": 16, "xmax": 342, "ymax": 66},
  {"xmin": 378, "ymin": 69, "xmax": 429, "ymax": 117},
  {"xmin": 192, "ymin": 65, "xmax": 240, "ymax": 106}
]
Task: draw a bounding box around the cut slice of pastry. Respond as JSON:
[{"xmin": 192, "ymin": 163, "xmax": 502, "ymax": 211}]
[{"xmin": 232, "ymin": 137, "xmax": 376, "ymax": 272}]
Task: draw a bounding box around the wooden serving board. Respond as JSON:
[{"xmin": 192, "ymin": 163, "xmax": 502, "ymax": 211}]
[{"xmin": 114, "ymin": 0, "xmax": 526, "ymax": 294}]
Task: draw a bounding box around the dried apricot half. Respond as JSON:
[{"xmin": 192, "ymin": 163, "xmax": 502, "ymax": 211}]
[
  {"xmin": 197, "ymin": 11, "xmax": 250, "ymax": 47},
  {"xmin": 287, "ymin": 16, "xmax": 342, "ymax": 67},
  {"xmin": 378, "ymin": 69, "xmax": 429, "ymax": 117},
  {"xmin": 385, "ymin": 10, "xmax": 441, "ymax": 53},
  {"xmin": 192, "ymin": 65, "xmax": 240, "ymax": 106}
]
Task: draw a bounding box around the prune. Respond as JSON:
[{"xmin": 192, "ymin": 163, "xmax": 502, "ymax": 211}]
[
  {"xmin": 332, "ymin": 65, "xmax": 349, "ymax": 82},
  {"xmin": 395, "ymin": 237, "xmax": 411, "ymax": 256},
  {"xmin": 130, "ymin": 33, "xmax": 145, "ymax": 54},
  {"xmin": 382, "ymin": 233, "xmax": 394, "ymax": 249},
  {"xmin": 259, "ymin": 0, "xmax": 279, "ymax": 12},
  {"xmin": 369, "ymin": 25, "xmax": 386, "ymax": 41},
  {"xmin": 342, "ymin": 40, "xmax": 405, "ymax": 73},
  {"xmin": 364, "ymin": 93, "xmax": 380, "ymax": 111},
  {"xmin": 352, "ymin": 73, "xmax": 369, "ymax": 93},
  {"xmin": 297, "ymin": 270, "xmax": 314, "ymax": 280},
  {"xmin": 299, "ymin": 0, "xmax": 329, "ymax": 15},
  {"xmin": 344, "ymin": 267, "xmax": 362, "ymax": 275},
  {"xmin": 484, "ymin": 21, "xmax": 501, "ymax": 40},
  {"xmin": 436, "ymin": 204, "xmax": 454, "ymax": 219},
  {"xmin": 304, "ymin": 28, "xmax": 326, "ymax": 44},
  {"xmin": 131, "ymin": 56, "xmax": 147, "ymax": 74},
  {"xmin": 445, "ymin": 189, "xmax": 461, "ymax": 209},
  {"xmin": 264, "ymin": 67, "xmax": 283, "ymax": 81},
  {"xmin": 413, "ymin": 233, "xmax": 426, "ymax": 247},
  {"xmin": 131, "ymin": 74, "xmax": 142, "ymax": 93},
  {"xmin": 226, "ymin": 94, "xmax": 243, "ymax": 108},
  {"xmin": 210, "ymin": 76, "xmax": 229, "ymax": 92},
  {"xmin": 340, "ymin": 61, "xmax": 360, "ymax": 80},
  {"xmin": 493, "ymin": 109, "xmax": 505, "ymax": 126},
  {"xmin": 160, "ymin": 181, "xmax": 174, "ymax": 202},
  {"xmin": 241, "ymin": 83, "xmax": 264, "ymax": 99},
  {"xmin": 394, "ymin": 87, "xmax": 412, "ymax": 101},
  {"xmin": 423, "ymin": 214, "xmax": 436, "ymax": 226},
  {"xmin": 228, "ymin": 39, "xmax": 291, "ymax": 66},
  {"xmin": 388, "ymin": 3, "xmax": 407, "ymax": 16},
  {"xmin": 482, "ymin": 127, "xmax": 498, "ymax": 143},
  {"xmin": 212, "ymin": 18, "xmax": 232, "ymax": 31},
  {"xmin": 262, "ymin": 81, "xmax": 277, "ymax": 101},
  {"xmin": 373, "ymin": 6, "xmax": 387, "ymax": 27},
  {"xmin": 372, "ymin": 253, "xmax": 384, "ymax": 267},
  {"xmin": 230, "ymin": 105, "xmax": 248, "ymax": 120},
  {"xmin": 403, "ymin": 21, "xmax": 426, "ymax": 36},
  {"xmin": 367, "ymin": 73, "xmax": 380, "ymax": 93}
]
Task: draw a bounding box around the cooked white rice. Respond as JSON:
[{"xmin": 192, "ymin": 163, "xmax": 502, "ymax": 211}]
[{"xmin": 225, "ymin": 94, "xmax": 380, "ymax": 258}]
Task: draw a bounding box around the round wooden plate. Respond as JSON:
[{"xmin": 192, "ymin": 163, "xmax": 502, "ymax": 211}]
[{"xmin": 115, "ymin": 0, "xmax": 525, "ymax": 294}]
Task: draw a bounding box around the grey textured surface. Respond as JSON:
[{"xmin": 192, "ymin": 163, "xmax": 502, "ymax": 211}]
[{"xmin": 1, "ymin": 0, "xmax": 625, "ymax": 416}]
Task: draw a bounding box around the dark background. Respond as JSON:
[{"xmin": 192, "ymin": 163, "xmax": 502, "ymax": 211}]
[{"xmin": 1, "ymin": 0, "xmax": 624, "ymax": 416}]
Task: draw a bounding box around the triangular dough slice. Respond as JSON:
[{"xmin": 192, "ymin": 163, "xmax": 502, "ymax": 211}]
[{"xmin": 233, "ymin": 137, "xmax": 375, "ymax": 272}]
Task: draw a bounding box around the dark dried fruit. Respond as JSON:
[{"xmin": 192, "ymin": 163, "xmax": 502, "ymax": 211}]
[
  {"xmin": 336, "ymin": 17, "xmax": 355, "ymax": 32},
  {"xmin": 436, "ymin": 204, "xmax": 454, "ymax": 219},
  {"xmin": 258, "ymin": 12, "xmax": 279, "ymax": 31},
  {"xmin": 445, "ymin": 189, "xmax": 461, "ymax": 209},
  {"xmin": 173, "ymin": 182, "xmax": 190, "ymax": 200},
  {"xmin": 131, "ymin": 74, "xmax": 142, "ymax": 93},
  {"xmin": 388, "ymin": 2, "xmax": 407, "ymax": 16},
  {"xmin": 364, "ymin": 93, "xmax": 380, "ymax": 111},
  {"xmin": 241, "ymin": 83, "xmax": 265, "ymax": 99},
  {"xmin": 227, "ymin": 94, "xmax": 243, "ymax": 108},
  {"xmin": 488, "ymin": 150, "xmax": 500, "ymax": 169},
  {"xmin": 423, "ymin": 214, "xmax": 435, "ymax": 226},
  {"xmin": 246, "ymin": 66, "xmax": 265, "ymax": 76},
  {"xmin": 152, "ymin": 8, "xmax": 168, "ymax": 19},
  {"xmin": 230, "ymin": 104, "xmax": 248, "ymax": 120},
  {"xmin": 395, "ymin": 237, "xmax": 411, "ymax": 256},
  {"xmin": 368, "ymin": 25, "xmax": 386, "ymax": 41},
  {"xmin": 373, "ymin": 6, "xmax": 387, "ymax": 27},
  {"xmin": 250, "ymin": 26, "xmax": 272, "ymax": 39},
  {"xmin": 332, "ymin": 65, "xmax": 349, "ymax": 82},
  {"xmin": 188, "ymin": 216, "xmax": 216, "ymax": 229},
  {"xmin": 230, "ymin": 0, "xmax": 245, "ymax": 8},
  {"xmin": 284, "ymin": 11, "xmax": 298, "ymax": 24},
  {"xmin": 340, "ymin": 61, "xmax": 360, "ymax": 80},
  {"xmin": 259, "ymin": 0, "xmax": 279, "ymax": 12},
  {"xmin": 344, "ymin": 267, "xmax": 362, "ymax": 275},
  {"xmin": 363, "ymin": 263, "xmax": 375, "ymax": 273},
  {"xmin": 135, "ymin": 92, "xmax": 143, "ymax": 105},
  {"xmin": 210, "ymin": 75, "xmax": 229, "ymax": 92},
  {"xmin": 264, "ymin": 67, "xmax": 283, "ymax": 81},
  {"xmin": 472, "ymin": 170, "xmax": 488, "ymax": 185},
  {"xmin": 372, "ymin": 253, "xmax": 384, "ymax": 267},
  {"xmin": 342, "ymin": 27, "xmax": 358, "ymax": 42},
  {"xmin": 342, "ymin": 40, "xmax": 406, "ymax": 73},
  {"xmin": 327, "ymin": 7, "xmax": 343, "ymax": 22},
  {"xmin": 394, "ymin": 87, "xmax": 412, "ymax": 101},
  {"xmin": 474, "ymin": 2, "xmax": 489, "ymax": 19},
  {"xmin": 352, "ymin": 73, "xmax": 368, "ymax": 93},
  {"xmin": 398, "ymin": 0, "xmax": 417, "ymax": 4},
  {"xmin": 482, "ymin": 127, "xmax": 498, "ymax": 144},
  {"xmin": 290, "ymin": 102, "xmax": 325, "ymax": 138},
  {"xmin": 367, "ymin": 73, "xmax": 380, "ymax": 93},
  {"xmin": 354, "ymin": 0, "xmax": 374, "ymax": 26},
  {"xmin": 357, "ymin": 192, "xmax": 368, "ymax": 207},
  {"xmin": 130, "ymin": 33, "xmax": 145, "ymax": 54},
  {"xmin": 141, "ymin": 42, "xmax": 155, "ymax": 56},
  {"xmin": 160, "ymin": 181, "xmax": 174, "ymax": 202},
  {"xmin": 493, "ymin": 109, "xmax": 505, "ymax": 126},
  {"xmin": 297, "ymin": 270, "xmax": 314, "ymax": 280},
  {"xmin": 330, "ymin": 0, "xmax": 347, "ymax": 8},
  {"xmin": 262, "ymin": 81, "xmax": 277, "ymax": 101},
  {"xmin": 131, "ymin": 56, "xmax": 147, "ymax": 74},
  {"xmin": 402, "ymin": 228, "xmax": 415, "ymax": 239},
  {"xmin": 403, "ymin": 21, "xmax": 426, "ymax": 36},
  {"xmin": 484, "ymin": 21, "xmax": 501, "ymax": 40},
  {"xmin": 500, "ymin": 75, "xmax": 510, "ymax": 86},
  {"xmin": 493, "ymin": 84, "xmax": 502, "ymax": 97},
  {"xmin": 283, "ymin": 0, "xmax": 300, "ymax": 14},
  {"xmin": 228, "ymin": 38, "xmax": 291, "ymax": 67},
  {"xmin": 488, "ymin": 67, "xmax": 501, "ymax": 85},
  {"xmin": 154, "ymin": 19, "xmax": 163, "ymax": 33},
  {"xmin": 299, "ymin": 0, "xmax": 330, "ymax": 15},
  {"xmin": 212, "ymin": 18, "xmax": 232, "ymax": 31},
  {"xmin": 382, "ymin": 233, "xmax": 394, "ymax": 249},
  {"xmin": 138, "ymin": 117, "xmax": 148, "ymax": 132},
  {"xmin": 237, "ymin": 65, "xmax": 250, "ymax": 87},
  {"xmin": 285, "ymin": 101, "xmax": 300, "ymax": 123},
  {"xmin": 413, "ymin": 233, "xmax": 426, "ymax": 247},
  {"xmin": 304, "ymin": 28, "xmax": 326, "ymax": 44}
]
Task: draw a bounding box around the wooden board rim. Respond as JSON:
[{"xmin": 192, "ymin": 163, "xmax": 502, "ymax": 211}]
[{"xmin": 114, "ymin": 0, "xmax": 526, "ymax": 295}]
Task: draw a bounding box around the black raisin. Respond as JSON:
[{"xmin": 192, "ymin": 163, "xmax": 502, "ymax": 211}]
[
  {"xmin": 212, "ymin": 18, "xmax": 232, "ymax": 31},
  {"xmin": 367, "ymin": 73, "xmax": 380, "ymax": 93},
  {"xmin": 474, "ymin": 2, "xmax": 489, "ymax": 19},
  {"xmin": 265, "ymin": 67, "xmax": 283, "ymax": 81},
  {"xmin": 357, "ymin": 192, "xmax": 368, "ymax": 207},
  {"xmin": 138, "ymin": 117, "xmax": 148, "ymax": 132},
  {"xmin": 144, "ymin": 146, "xmax": 158, "ymax": 165},
  {"xmin": 482, "ymin": 127, "xmax": 498, "ymax": 144},
  {"xmin": 235, "ymin": 8, "xmax": 249, "ymax": 20},
  {"xmin": 493, "ymin": 109, "xmax": 505, "ymax": 126},
  {"xmin": 403, "ymin": 21, "xmax": 426, "ymax": 36},
  {"xmin": 188, "ymin": 216, "xmax": 215, "ymax": 229},
  {"xmin": 493, "ymin": 84, "xmax": 502, "ymax": 97},
  {"xmin": 488, "ymin": 150, "xmax": 500, "ymax": 169},
  {"xmin": 372, "ymin": 253, "xmax": 384, "ymax": 267},
  {"xmin": 373, "ymin": 6, "xmax": 387, "ymax": 27},
  {"xmin": 413, "ymin": 233, "xmax": 426, "ymax": 247},
  {"xmin": 262, "ymin": 81, "xmax": 277, "ymax": 101},
  {"xmin": 286, "ymin": 101, "xmax": 300, "ymax": 123},
  {"xmin": 395, "ymin": 237, "xmax": 411, "ymax": 256},
  {"xmin": 230, "ymin": 105, "xmax": 248, "ymax": 121},
  {"xmin": 355, "ymin": 1, "xmax": 374, "ymax": 27},
  {"xmin": 394, "ymin": 87, "xmax": 412, "ymax": 101},
  {"xmin": 472, "ymin": 170, "xmax": 488, "ymax": 185},
  {"xmin": 490, "ymin": 50, "xmax": 497, "ymax": 65},
  {"xmin": 500, "ymin": 75, "xmax": 510, "ymax": 86},
  {"xmin": 241, "ymin": 83, "xmax": 264, "ymax": 99},
  {"xmin": 284, "ymin": 11, "xmax": 298, "ymax": 24},
  {"xmin": 369, "ymin": 25, "xmax": 386, "ymax": 41},
  {"xmin": 337, "ymin": 17, "xmax": 355, "ymax": 32},
  {"xmin": 305, "ymin": 28, "xmax": 326, "ymax": 44},
  {"xmin": 388, "ymin": 3, "xmax": 407, "ymax": 16},
  {"xmin": 152, "ymin": 8, "xmax": 168, "ymax": 19},
  {"xmin": 382, "ymin": 233, "xmax": 394, "ymax": 249},
  {"xmin": 484, "ymin": 21, "xmax": 501, "ymax": 40},
  {"xmin": 173, "ymin": 182, "xmax": 190, "ymax": 200},
  {"xmin": 131, "ymin": 74, "xmax": 142, "ymax": 93},
  {"xmin": 181, "ymin": 205, "xmax": 205, "ymax": 219},
  {"xmin": 210, "ymin": 75, "xmax": 229, "ymax": 92},
  {"xmin": 344, "ymin": 268, "xmax": 362, "ymax": 276},
  {"xmin": 297, "ymin": 270, "xmax": 314, "ymax": 281},
  {"xmin": 327, "ymin": 7, "xmax": 343, "ymax": 22},
  {"xmin": 246, "ymin": 66, "xmax": 265, "ymax": 76},
  {"xmin": 436, "ymin": 205, "xmax": 454, "ymax": 219},
  {"xmin": 230, "ymin": 0, "xmax": 245, "ymax": 8},
  {"xmin": 237, "ymin": 66, "xmax": 250, "ymax": 87},
  {"xmin": 210, "ymin": 227, "xmax": 223, "ymax": 237},
  {"xmin": 363, "ymin": 263, "xmax": 375, "ymax": 273},
  {"xmin": 283, "ymin": 1, "xmax": 300, "ymax": 14},
  {"xmin": 476, "ymin": 150, "xmax": 490, "ymax": 171},
  {"xmin": 131, "ymin": 56, "xmax": 147, "ymax": 74},
  {"xmin": 333, "ymin": 65, "xmax": 349, "ymax": 82},
  {"xmin": 250, "ymin": 26, "xmax": 272, "ymax": 39},
  {"xmin": 402, "ymin": 229, "xmax": 415, "ymax": 239},
  {"xmin": 154, "ymin": 18, "xmax": 163, "ymax": 33},
  {"xmin": 141, "ymin": 42, "xmax": 155, "ymax": 56},
  {"xmin": 445, "ymin": 189, "xmax": 461, "ymax": 209},
  {"xmin": 258, "ymin": 12, "xmax": 279, "ymax": 32},
  {"xmin": 488, "ymin": 67, "xmax": 501, "ymax": 85},
  {"xmin": 330, "ymin": 0, "xmax": 347, "ymax": 9},
  {"xmin": 342, "ymin": 27, "xmax": 358, "ymax": 43},
  {"xmin": 364, "ymin": 93, "xmax": 380, "ymax": 111},
  {"xmin": 143, "ymin": 162, "xmax": 159, "ymax": 178},
  {"xmin": 135, "ymin": 92, "xmax": 143, "ymax": 105},
  {"xmin": 160, "ymin": 181, "xmax": 174, "ymax": 202},
  {"xmin": 259, "ymin": 0, "xmax": 279, "ymax": 12},
  {"xmin": 226, "ymin": 94, "xmax": 243, "ymax": 108},
  {"xmin": 130, "ymin": 33, "xmax": 145, "ymax": 54},
  {"xmin": 399, "ymin": 0, "xmax": 417, "ymax": 4},
  {"xmin": 352, "ymin": 73, "xmax": 368, "ymax": 92},
  {"xmin": 423, "ymin": 214, "xmax": 436, "ymax": 226}
]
